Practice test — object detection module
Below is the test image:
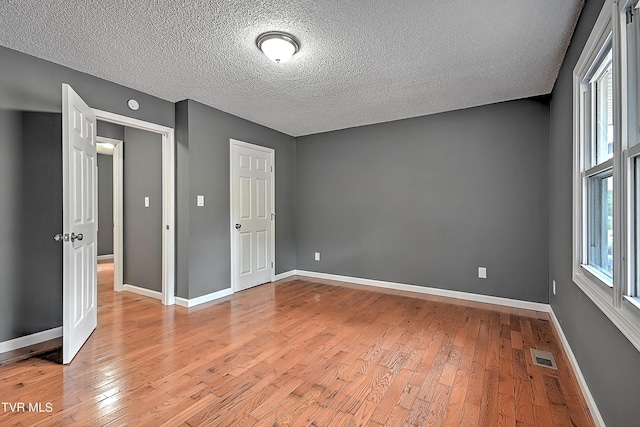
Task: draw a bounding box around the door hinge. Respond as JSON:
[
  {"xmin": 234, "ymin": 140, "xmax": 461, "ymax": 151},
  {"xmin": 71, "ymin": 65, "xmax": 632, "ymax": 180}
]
[
  {"xmin": 271, "ymin": 165, "xmax": 273, "ymax": 173},
  {"xmin": 271, "ymin": 262, "xmax": 274, "ymax": 268},
  {"xmin": 627, "ymin": 8, "xmax": 634, "ymax": 24},
  {"xmin": 166, "ymin": 225, "xmax": 170, "ymax": 230},
  {"xmin": 271, "ymin": 213, "xmax": 275, "ymax": 220}
]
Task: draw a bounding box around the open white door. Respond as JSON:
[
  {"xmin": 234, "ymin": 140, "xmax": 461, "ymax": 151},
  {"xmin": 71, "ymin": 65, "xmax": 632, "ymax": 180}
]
[
  {"xmin": 231, "ymin": 140, "xmax": 275, "ymax": 292},
  {"xmin": 62, "ymin": 84, "xmax": 98, "ymax": 364}
]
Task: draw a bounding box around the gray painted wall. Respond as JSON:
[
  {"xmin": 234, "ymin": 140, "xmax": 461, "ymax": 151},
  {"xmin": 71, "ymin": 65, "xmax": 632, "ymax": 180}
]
[
  {"xmin": 0, "ymin": 110, "xmax": 22, "ymax": 342},
  {"xmin": 296, "ymin": 100, "xmax": 550, "ymax": 303},
  {"xmin": 97, "ymin": 121, "xmax": 125, "ymax": 141},
  {"xmin": 0, "ymin": 46, "xmax": 175, "ymax": 127},
  {"xmin": 123, "ymin": 127, "xmax": 163, "ymax": 293},
  {"xmin": 175, "ymin": 101, "xmax": 190, "ymax": 298},
  {"xmin": 19, "ymin": 113, "xmax": 64, "ymax": 336},
  {"xmin": 97, "ymin": 154, "xmax": 114, "ymax": 256},
  {"xmin": 0, "ymin": 111, "xmax": 63, "ymax": 342},
  {"xmin": 0, "ymin": 46, "xmax": 174, "ymax": 342},
  {"xmin": 549, "ymin": 0, "xmax": 640, "ymax": 424},
  {"xmin": 177, "ymin": 100, "xmax": 296, "ymax": 299}
]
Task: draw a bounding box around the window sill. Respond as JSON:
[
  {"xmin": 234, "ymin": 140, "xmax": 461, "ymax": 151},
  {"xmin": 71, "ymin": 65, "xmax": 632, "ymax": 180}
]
[
  {"xmin": 581, "ymin": 264, "xmax": 613, "ymax": 288},
  {"xmin": 574, "ymin": 267, "xmax": 640, "ymax": 352}
]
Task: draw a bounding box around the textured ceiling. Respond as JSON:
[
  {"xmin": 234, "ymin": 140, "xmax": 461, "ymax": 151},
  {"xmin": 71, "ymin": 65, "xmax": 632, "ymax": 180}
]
[{"xmin": 0, "ymin": 0, "xmax": 583, "ymax": 137}]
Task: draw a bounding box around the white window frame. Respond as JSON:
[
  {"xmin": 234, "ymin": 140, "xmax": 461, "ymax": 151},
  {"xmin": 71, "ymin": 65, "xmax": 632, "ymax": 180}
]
[{"xmin": 573, "ymin": 0, "xmax": 640, "ymax": 353}]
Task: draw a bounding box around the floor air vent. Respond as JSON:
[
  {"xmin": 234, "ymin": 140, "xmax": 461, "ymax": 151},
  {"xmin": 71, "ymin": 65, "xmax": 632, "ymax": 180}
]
[{"xmin": 530, "ymin": 348, "xmax": 558, "ymax": 370}]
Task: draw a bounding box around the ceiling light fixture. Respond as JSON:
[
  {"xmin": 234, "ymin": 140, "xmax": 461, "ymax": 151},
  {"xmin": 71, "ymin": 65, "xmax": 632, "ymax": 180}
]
[{"xmin": 256, "ymin": 31, "xmax": 300, "ymax": 64}]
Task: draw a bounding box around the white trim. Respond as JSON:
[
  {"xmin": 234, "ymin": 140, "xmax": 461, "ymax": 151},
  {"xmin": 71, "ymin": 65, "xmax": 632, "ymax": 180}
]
[
  {"xmin": 93, "ymin": 109, "xmax": 173, "ymax": 134},
  {"xmin": 113, "ymin": 141, "xmax": 124, "ymax": 293},
  {"xmin": 627, "ymin": 140, "xmax": 640, "ymax": 158},
  {"xmin": 612, "ymin": 0, "xmax": 625, "ymax": 311},
  {"xmin": 229, "ymin": 139, "xmax": 276, "ymax": 293},
  {"xmin": 294, "ymin": 270, "xmax": 550, "ymax": 312},
  {"xmin": 274, "ymin": 270, "xmax": 296, "ymax": 281},
  {"xmin": 584, "ymin": 158, "xmax": 614, "ymax": 177},
  {"xmin": 271, "ymin": 154, "xmax": 276, "ymax": 284},
  {"xmin": 549, "ymin": 309, "xmax": 606, "ymax": 427},
  {"xmin": 123, "ymin": 284, "xmax": 163, "ymax": 301},
  {"xmin": 97, "ymin": 254, "xmax": 114, "ymax": 261},
  {"xmin": 175, "ymin": 288, "xmax": 233, "ymax": 308},
  {"xmin": 574, "ymin": 1, "xmax": 614, "ymax": 79},
  {"xmin": 161, "ymin": 128, "xmax": 176, "ymax": 306},
  {"xmin": 0, "ymin": 327, "xmax": 62, "ymax": 354},
  {"xmin": 575, "ymin": 271, "xmax": 640, "ymax": 352},
  {"xmin": 93, "ymin": 109, "xmax": 175, "ymax": 305}
]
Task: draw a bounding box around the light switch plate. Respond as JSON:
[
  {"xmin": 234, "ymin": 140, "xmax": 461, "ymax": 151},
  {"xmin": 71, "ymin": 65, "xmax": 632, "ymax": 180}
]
[
  {"xmin": 478, "ymin": 267, "xmax": 487, "ymax": 279},
  {"xmin": 144, "ymin": 196, "xmax": 149, "ymax": 208},
  {"xmin": 197, "ymin": 195, "xmax": 205, "ymax": 207}
]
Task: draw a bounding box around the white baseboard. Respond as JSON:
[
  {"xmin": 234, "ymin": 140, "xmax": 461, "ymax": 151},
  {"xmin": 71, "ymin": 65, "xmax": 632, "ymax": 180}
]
[
  {"xmin": 123, "ymin": 284, "xmax": 163, "ymax": 300},
  {"xmin": 97, "ymin": 254, "xmax": 114, "ymax": 261},
  {"xmin": 294, "ymin": 270, "xmax": 550, "ymax": 312},
  {"xmin": 274, "ymin": 270, "xmax": 297, "ymax": 281},
  {"xmin": 175, "ymin": 288, "xmax": 233, "ymax": 308},
  {"xmin": 549, "ymin": 309, "xmax": 605, "ymax": 427},
  {"xmin": 0, "ymin": 327, "xmax": 62, "ymax": 354}
]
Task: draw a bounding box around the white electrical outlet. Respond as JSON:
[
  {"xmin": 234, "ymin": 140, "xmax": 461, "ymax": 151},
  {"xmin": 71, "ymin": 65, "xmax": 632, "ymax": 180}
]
[
  {"xmin": 553, "ymin": 280, "xmax": 556, "ymax": 295},
  {"xmin": 144, "ymin": 196, "xmax": 149, "ymax": 207},
  {"xmin": 314, "ymin": 252, "xmax": 320, "ymax": 261},
  {"xmin": 478, "ymin": 267, "xmax": 487, "ymax": 279}
]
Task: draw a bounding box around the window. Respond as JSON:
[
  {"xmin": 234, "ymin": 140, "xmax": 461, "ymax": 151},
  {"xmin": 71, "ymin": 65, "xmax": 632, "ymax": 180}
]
[
  {"xmin": 579, "ymin": 45, "xmax": 614, "ymax": 284},
  {"xmin": 573, "ymin": 0, "xmax": 640, "ymax": 352},
  {"xmin": 587, "ymin": 172, "xmax": 613, "ymax": 278},
  {"xmin": 591, "ymin": 50, "xmax": 614, "ymax": 165}
]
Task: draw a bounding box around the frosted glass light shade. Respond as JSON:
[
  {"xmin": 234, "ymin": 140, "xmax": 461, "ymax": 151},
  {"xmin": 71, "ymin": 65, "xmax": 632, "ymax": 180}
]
[{"xmin": 256, "ymin": 32, "xmax": 300, "ymax": 64}]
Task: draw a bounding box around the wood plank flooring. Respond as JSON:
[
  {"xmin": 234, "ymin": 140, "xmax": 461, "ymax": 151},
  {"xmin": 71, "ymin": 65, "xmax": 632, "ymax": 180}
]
[{"xmin": 0, "ymin": 263, "xmax": 595, "ymax": 426}]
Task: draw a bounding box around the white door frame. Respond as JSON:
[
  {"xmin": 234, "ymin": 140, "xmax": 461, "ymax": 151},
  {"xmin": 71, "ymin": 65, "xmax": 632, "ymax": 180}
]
[
  {"xmin": 229, "ymin": 139, "xmax": 275, "ymax": 293},
  {"xmin": 94, "ymin": 109, "xmax": 176, "ymax": 305},
  {"xmin": 96, "ymin": 135, "xmax": 124, "ymax": 293}
]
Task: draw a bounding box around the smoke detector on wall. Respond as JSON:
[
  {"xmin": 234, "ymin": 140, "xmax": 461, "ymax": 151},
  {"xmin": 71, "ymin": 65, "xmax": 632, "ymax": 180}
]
[{"xmin": 127, "ymin": 99, "xmax": 139, "ymax": 110}]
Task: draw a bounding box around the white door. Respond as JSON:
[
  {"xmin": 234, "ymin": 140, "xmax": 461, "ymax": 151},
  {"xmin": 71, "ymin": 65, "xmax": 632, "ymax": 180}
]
[
  {"xmin": 231, "ymin": 140, "xmax": 274, "ymax": 292},
  {"xmin": 62, "ymin": 84, "xmax": 98, "ymax": 364}
]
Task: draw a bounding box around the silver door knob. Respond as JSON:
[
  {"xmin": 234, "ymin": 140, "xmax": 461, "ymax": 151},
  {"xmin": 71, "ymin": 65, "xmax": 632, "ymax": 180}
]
[
  {"xmin": 71, "ymin": 232, "xmax": 83, "ymax": 242},
  {"xmin": 235, "ymin": 224, "xmax": 241, "ymax": 230},
  {"xmin": 53, "ymin": 234, "xmax": 64, "ymax": 242}
]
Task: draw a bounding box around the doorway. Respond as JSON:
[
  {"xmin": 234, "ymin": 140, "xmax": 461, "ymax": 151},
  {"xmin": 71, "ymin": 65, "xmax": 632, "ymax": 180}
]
[
  {"xmin": 96, "ymin": 135, "xmax": 121, "ymax": 291},
  {"xmin": 96, "ymin": 126, "xmax": 165, "ymax": 299},
  {"xmin": 93, "ymin": 109, "xmax": 175, "ymax": 305}
]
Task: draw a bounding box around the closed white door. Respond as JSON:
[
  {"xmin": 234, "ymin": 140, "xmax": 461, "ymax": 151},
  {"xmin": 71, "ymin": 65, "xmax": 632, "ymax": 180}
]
[
  {"xmin": 62, "ymin": 84, "xmax": 98, "ymax": 364},
  {"xmin": 231, "ymin": 140, "xmax": 274, "ymax": 292}
]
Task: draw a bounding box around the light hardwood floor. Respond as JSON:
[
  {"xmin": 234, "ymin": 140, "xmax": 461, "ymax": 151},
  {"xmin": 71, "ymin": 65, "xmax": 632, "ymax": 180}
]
[{"xmin": 0, "ymin": 263, "xmax": 595, "ymax": 426}]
